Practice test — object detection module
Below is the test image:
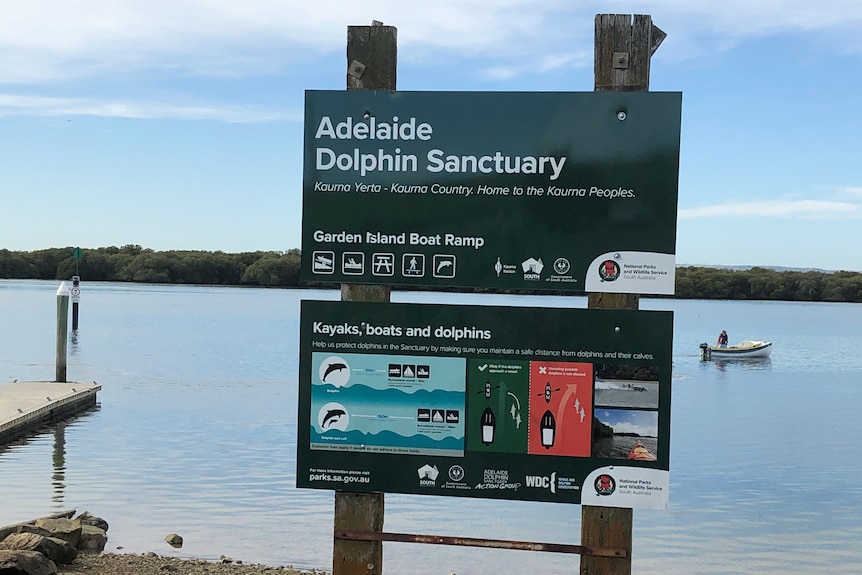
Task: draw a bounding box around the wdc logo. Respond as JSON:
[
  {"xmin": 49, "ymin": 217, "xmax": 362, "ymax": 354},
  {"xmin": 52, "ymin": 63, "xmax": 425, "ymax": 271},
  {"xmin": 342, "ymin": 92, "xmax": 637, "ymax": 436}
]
[{"xmin": 525, "ymin": 472, "xmax": 557, "ymax": 494}]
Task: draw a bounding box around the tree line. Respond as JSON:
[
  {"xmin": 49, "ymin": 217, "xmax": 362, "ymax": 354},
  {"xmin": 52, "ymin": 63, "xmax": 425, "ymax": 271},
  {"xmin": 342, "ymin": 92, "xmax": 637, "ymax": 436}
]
[
  {"xmin": 0, "ymin": 245, "xmax": 301, "ymax": 287},
  {"xmin": 1, "ymin": 246, "xmax": 861, "ymax": 303}
]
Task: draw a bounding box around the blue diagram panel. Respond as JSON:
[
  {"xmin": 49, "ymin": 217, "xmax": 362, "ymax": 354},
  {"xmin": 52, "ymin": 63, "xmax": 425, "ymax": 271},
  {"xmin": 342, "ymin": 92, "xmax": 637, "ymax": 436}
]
[{"xmin": 311, "ymin": 352, "xmax": 466, "ymax": 457}]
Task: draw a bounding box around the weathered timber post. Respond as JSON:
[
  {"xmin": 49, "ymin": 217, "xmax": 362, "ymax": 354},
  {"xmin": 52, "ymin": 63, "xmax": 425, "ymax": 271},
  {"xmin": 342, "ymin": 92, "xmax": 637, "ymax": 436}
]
[
  {"xmin": 581, "ymin": 13, "xmax": 665, "ymax": 575},
  {"xmin": 332, "ymin": 21, "xmax": 396, "ymax": 575},
  {"xmin": 55, "ymin": 281, "xmax": 70, "ymax": 382}
]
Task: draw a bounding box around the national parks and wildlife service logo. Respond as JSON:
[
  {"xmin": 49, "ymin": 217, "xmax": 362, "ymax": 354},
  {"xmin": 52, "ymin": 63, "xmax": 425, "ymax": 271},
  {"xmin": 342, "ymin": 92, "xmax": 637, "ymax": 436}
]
[
  {"xmin": 594, "ymin": 473, "xmax": 616, "ymax": 496},
  {"xmin": 598, "ymin": 259, "xmax": 620, "ymax": 282}
]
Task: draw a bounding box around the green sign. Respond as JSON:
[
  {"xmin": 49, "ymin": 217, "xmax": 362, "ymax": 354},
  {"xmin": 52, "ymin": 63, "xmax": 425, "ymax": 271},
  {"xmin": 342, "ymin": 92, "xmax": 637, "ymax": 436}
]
[
  {"xmin": 296, "ymin": 300, "xmax": 673, "ymax": 509},
  {"xmin": 72, "ymin": 247, "xmax": 83, "ymax": 259},
  {"xmin": 300, "ymin": 90, "xmax": 682, "ymax": 294}
]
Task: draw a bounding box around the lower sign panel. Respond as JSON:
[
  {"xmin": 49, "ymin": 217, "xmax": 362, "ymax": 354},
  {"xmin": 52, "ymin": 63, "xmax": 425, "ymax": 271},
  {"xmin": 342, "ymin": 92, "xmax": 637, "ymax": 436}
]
[{"xmin": 297, "ymin": 300, "xmax": 673, "ymax": 509}]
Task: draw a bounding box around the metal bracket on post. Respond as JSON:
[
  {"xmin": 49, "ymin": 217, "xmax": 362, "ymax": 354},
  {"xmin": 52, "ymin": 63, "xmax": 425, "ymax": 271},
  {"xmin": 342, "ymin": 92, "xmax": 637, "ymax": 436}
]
[
  {"xmin": 651, "ymin": 24, "xmax": 667, "ymax": 56},
  {"xmin": 335, "ymin": 530, "xmax": 627, "ymax": 558},
  {"xmin": 348, "ymin": 60, "xmax": 366, "ymax": 80}
]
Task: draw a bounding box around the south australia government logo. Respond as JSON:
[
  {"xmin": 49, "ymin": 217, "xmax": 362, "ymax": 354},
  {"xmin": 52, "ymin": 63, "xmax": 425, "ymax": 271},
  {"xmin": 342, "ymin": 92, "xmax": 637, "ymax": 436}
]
[
  {"xmin": 598, "ymin": 259, "xmax": 620, "ymax": 282},
  {"xmin": 594, "ymin": 473, "xmax": 616, "ymax": 496}
]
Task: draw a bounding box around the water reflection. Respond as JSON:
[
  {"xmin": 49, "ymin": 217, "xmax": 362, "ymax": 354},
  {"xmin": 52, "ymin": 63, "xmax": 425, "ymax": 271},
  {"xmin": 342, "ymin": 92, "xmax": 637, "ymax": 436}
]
[
  {"xmin": 0, "ymin": 404, "xmax": 100, "ymax": 504},
  {"xmin": 699, "ymin": 357, "xmax": 773, "ymax": 372},
  {"xmin": 52, "ymin": 422, "xmax": 66, "ymax": 504}
]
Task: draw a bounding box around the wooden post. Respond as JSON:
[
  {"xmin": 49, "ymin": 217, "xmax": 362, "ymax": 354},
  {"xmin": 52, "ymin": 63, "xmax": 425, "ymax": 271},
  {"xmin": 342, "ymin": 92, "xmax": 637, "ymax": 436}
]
[
  {"xmin": 332, "ymin": 21, "xmax": 396, "ymax": 575},
  {"xmin": 581, "ymin": 13, "xmax": 665, "ymax": 575},
  {"xmin": 55, "ymin": 282, "xmax": 70, "ymax": 382}
]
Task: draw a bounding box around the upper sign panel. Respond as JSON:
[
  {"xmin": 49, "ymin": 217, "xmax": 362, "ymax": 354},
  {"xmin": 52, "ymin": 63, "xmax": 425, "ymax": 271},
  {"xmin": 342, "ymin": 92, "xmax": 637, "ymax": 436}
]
[{"xmin": 301, "ymin": 91, "xmax": 682, "ymax": 294}]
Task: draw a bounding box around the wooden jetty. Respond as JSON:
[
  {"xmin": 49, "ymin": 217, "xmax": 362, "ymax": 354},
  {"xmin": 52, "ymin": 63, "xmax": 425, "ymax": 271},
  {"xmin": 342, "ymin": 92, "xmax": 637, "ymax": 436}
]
[{"xmin": 0, "ymin": 381, "xmax": 101, "ymax": 444}]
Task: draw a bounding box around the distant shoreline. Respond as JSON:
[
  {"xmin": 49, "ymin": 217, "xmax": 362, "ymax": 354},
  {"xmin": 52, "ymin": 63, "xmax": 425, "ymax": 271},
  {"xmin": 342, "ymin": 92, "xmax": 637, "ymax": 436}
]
[{"xmin": 2, "ymin": 246, "xmax": 860, "ymax": 303}]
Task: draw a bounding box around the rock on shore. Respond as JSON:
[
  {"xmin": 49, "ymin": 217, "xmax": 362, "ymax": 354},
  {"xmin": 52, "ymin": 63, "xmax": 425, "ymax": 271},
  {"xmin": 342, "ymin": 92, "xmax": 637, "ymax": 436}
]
[
  {"xmin": 1, "ymin": 511, "xmax": 320, "ymax": 575},
  {"xmin": 0, "ymin": 510, "xmax": 107, "ymax": 574}
]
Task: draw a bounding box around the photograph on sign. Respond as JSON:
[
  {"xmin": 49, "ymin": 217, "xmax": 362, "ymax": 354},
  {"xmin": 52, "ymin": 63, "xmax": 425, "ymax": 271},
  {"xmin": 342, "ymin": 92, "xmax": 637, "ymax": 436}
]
[
  {"xmin": 296, "ymin": 300, "xmax": 673, "ymax": 509},
  {"xmin": 300, "ymin": 90, "xmax": 682, "ymax": 294}
]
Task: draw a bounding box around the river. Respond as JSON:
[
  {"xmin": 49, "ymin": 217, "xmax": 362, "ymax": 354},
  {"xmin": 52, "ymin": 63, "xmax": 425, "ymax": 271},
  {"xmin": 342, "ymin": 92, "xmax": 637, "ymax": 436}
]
[{"xmin": 1, "ymin": 280, "xmax": 860, "ymax": 574}]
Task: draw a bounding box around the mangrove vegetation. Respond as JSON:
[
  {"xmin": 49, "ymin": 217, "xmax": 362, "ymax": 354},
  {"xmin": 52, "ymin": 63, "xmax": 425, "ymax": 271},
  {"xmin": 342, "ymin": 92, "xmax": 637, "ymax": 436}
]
[{"xmin": 1, "ymin": 245, "xmax": 861, "ymax": 303}]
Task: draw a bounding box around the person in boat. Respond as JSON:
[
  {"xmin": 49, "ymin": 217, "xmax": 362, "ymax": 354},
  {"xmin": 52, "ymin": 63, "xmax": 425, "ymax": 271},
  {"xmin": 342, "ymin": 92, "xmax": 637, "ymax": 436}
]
[{"xmin": 717, "ymin": 330, "xmax": 729, "ymax": 348}]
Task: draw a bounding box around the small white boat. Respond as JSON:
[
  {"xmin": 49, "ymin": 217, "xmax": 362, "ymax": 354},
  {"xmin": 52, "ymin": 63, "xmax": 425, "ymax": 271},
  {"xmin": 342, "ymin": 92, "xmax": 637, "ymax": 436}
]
[{"xmin": 700, "ymin": 340, "xmax": 772, "ymax": 360}]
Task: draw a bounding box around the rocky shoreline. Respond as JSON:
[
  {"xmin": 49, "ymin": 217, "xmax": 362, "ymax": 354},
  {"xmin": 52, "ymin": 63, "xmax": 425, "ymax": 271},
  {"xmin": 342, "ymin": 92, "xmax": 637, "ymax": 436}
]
[
  {"xmin": 58, "ymin": 552, "xmax": 320, "ymax": 575},
  {"xmin": 1, "ymin": 511, "xmax": 322, "ymax": 575}
]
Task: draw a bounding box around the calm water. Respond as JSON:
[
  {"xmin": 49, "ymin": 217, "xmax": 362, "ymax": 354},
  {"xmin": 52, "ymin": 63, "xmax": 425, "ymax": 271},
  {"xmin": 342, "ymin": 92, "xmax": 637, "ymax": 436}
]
[{"xmin": 1, "ymin": 280, "xmax": 861, "ymax": 574}]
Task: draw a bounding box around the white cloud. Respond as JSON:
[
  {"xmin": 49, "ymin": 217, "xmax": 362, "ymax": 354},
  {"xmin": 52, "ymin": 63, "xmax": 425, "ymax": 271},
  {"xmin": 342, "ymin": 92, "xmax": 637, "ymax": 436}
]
[
  {"xmin": 2, "ymin": 1, "xmax": 862, "ymax": 84},
  {"xmin": 0, "ymin": 94, "xmax": 298, "ymax": 122},
  {"xmin": 479, "ymin": 66, "xmax": 520, "ymax": 80},
  {"xmin": 538, "ymin": 52, "xmax": 590, "ymax": 72},
  {"xmin": 625, "ymin": 0, "xmax": 862, "ymax": 34},
  {"xmin": 679, "ymin": 199, "xmax": 862, "ymax": 219},
  {"xmin": 0, "ymin": 0, "xmax": 566, "ymax": 83},
  {"xmin": 478, "ymin": 51, "xmax": 590, "ymax": 80},
  {"xmin": 3, "ymin": 1, "xmax": 862, "ymax": 121}
]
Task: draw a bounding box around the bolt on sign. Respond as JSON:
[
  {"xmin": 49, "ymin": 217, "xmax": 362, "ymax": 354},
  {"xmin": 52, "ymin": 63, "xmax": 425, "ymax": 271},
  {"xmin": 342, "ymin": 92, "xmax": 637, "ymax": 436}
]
[
  {"xmin": 296, "ymin": 300, "xmax": 673, "ymax": 509},
  {"xmin": 300, "ymin": 90, "xmax": 682, "ymax": 295}
]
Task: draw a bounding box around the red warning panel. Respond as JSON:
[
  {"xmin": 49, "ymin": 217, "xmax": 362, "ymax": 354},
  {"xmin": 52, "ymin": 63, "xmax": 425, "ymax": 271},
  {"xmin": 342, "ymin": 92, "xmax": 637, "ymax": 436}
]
[{"xmin": 528, "ymin": 361, "xmax": 593, "ymax": 456}]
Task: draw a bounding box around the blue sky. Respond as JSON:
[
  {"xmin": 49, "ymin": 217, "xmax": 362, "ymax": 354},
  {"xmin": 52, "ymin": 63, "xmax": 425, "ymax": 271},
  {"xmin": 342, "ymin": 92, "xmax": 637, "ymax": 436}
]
[{"xmin": 2, "ymin": 1, "xmax": 861, "ymax": 271}]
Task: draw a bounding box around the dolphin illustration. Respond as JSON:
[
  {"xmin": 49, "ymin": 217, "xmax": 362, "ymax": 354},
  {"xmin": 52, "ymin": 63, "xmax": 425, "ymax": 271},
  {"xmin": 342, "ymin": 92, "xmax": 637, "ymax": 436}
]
[
  {"xmin": 322, "ymin": 408, "xmax": 346, "ymax": 428},
  {"xmin": 436, "ymin": 260, "xmax": 453, "ymax": 273},
  {"xmin": 323, "ymin": 362, "xmax": 347, "ymax": 381}
]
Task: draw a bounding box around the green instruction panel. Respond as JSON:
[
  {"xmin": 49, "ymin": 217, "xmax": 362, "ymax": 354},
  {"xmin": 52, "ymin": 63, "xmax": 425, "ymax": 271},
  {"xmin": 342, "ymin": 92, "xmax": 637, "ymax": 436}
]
[
  {"xmin": 300, "ymin": 90, "xmax": 682, "ymax": 294},
  {"xmin": 296, "ymin": 300, "xmax": 673, "ymax": 509}
]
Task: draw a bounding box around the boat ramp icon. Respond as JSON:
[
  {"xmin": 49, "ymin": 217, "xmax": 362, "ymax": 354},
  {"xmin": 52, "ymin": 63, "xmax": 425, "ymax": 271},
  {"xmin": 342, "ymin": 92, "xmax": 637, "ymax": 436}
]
[{"xmin": 312, "ymin": 251, "xmax": 335, "ymax": 274}]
